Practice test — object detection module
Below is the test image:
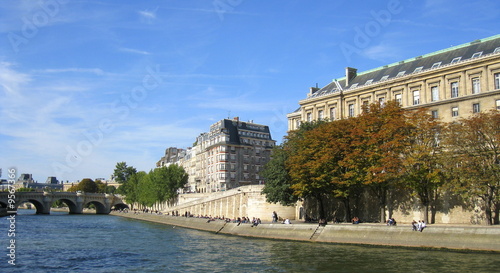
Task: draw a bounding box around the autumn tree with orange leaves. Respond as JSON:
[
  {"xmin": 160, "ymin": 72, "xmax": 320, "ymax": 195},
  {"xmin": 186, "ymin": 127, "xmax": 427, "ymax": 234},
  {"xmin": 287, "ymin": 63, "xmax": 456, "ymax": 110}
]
[{"xmin": 443, "ymin": 111, "xmax": 500, "ymax": 225}]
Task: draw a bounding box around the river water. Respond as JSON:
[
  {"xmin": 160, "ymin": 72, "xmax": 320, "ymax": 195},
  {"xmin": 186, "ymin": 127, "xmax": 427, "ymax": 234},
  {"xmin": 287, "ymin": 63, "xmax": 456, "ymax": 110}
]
[{"xmin": 1, "ymin": 209, "xmax": 499, "ymax": 272}]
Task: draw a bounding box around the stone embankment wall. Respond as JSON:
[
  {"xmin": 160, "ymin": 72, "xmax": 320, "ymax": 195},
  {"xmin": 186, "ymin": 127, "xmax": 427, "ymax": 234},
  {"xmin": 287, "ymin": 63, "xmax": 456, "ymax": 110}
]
[
  {"xmin": 111, "ymin": 212, "xmax": 500, "ymax": 252},
  {"xmin": 161, "ymin": 185, "xmax": 295, "ymax": 222}
]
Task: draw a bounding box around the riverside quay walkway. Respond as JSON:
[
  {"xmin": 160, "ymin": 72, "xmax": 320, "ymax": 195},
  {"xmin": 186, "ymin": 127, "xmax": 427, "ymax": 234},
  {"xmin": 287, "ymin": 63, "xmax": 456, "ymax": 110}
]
[
  {"xmin": 111, "ymin": 211, "xmax": 500, "ymax": 252},
  {"xmin": 0, "ymin": 192, "xmax": 128, "ymax": 215}
]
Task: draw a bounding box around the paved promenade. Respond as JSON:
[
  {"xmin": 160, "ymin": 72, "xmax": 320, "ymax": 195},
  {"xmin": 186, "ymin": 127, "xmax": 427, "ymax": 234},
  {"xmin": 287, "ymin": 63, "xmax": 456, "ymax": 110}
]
[{"xmin": 110, "ymin": 212, "xmax": 500, "ymax": 252}]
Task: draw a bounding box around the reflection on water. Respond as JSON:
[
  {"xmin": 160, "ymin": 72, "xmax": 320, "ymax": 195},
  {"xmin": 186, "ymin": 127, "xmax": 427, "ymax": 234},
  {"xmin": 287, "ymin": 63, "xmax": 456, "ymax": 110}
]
[{"xmin": 2, "ymin": 209, "xmax": 499, "ymax": 272}]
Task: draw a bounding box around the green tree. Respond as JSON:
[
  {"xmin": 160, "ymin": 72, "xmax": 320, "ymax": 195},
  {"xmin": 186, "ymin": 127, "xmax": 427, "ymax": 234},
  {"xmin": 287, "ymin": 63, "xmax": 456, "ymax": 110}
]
[
  {"xmin": 114, "ymin": 162, "xmax": 137, "ymax": 185},
  {"xmin": 261, "ymin": 144, "xmax": 298, "ymax": 206},
  {"xmin": 123, "ymin": 171, "xmax": 146, "ymax": 206},
  {"xmin": 137, "ymin": 171, "xmax": 157, "ymax": 207},
  {"xmin": 67, "ymin": 178, "xmax": 99, "ymax": 193}
]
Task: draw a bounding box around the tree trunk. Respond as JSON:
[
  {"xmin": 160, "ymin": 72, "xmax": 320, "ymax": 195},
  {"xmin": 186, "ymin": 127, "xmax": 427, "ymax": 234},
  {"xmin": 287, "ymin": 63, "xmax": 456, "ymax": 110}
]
[
  {"xmin": 494, "ymin": 203, "xmax": 499, "ymax": 225},
  {"xmin": 485, "ymin": 204, "xmax": 493, "ymax": 225},
  {"xmin": 317, "ymin": 195, "xmax": 326, "ymax": 223},
  {"xmin": 422, "ymin": 203, "xmax": 429, "ymax": 224},
  {"xmin": 343, "ymin": 198, "xmax": 351, "ymax": 223},
  {"xmin": 430, "ymin": 204, "xmax": 437, "ymax": 224},
  {"xmin": 379, "ymin": 189, "xmax": 387, "ymax": 223}
]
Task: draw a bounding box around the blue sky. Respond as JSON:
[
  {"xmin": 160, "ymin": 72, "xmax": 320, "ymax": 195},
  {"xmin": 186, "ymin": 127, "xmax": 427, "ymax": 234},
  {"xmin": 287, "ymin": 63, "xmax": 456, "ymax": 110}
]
[{"xmin": 1, "ymin": 0, "xmax": 499, "ymax": 183}]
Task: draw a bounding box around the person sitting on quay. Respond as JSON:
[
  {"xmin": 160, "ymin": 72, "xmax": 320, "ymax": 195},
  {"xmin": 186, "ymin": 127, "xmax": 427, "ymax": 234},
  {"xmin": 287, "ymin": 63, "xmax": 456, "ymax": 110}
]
[
  {"xmin": 411, "ymin": 220, "xmax": 418, "ymax": 231},
  {"xmin": 318, "ymin": 218, "xmax": 327, "ymax": 226},
  {"xmin": 351, "ymin": 216, "xmax": 360, "ymax": 224},
  {"xmin": 418, "ymin": 220, "xmax": 426, "ymax": 232},
  {"xmin": 386, "ymin": 218, "xmax": 397, "ymax": 226},
  {"xmin": 283, "ymin": 218, "xmax": 291, "ymax": 224}
]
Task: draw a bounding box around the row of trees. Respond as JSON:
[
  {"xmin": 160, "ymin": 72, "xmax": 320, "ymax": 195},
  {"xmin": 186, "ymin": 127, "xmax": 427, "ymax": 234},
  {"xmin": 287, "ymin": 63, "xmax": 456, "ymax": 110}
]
[
  {"xmin": 67, "ymin": 178, "xmax": 116, "ymax": 193},
  {"xmin": 262, "ymin": 101, "xmax": 500, "ymax": 225},
  {"xmin": 114, "ymin": 162, "xmax": 188, "ymax": 208}
]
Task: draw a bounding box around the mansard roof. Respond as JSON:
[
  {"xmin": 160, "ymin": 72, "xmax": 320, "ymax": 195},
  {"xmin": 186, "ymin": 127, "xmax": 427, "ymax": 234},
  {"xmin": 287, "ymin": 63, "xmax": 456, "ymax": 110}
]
[
  {"xmin": 220, "ymin": 119, "xmax": 273, "ymax": 145},
  {"xmin": 306, "ymin": 34, "xmax": 500, "ymax": 100}
]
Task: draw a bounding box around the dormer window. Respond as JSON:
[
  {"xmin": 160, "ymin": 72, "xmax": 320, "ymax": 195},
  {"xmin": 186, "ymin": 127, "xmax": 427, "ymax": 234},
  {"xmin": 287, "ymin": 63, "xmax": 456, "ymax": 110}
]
[
  {"xmin": 451, "ymin": 57, "xmax": 461, "ymax": 64},
  {"xmin": 471, "ymin": 52, "xmax": 483, "ymax": 58},
  {"xmin": 431, "ymin": 62, "xmax": 442, "ymax": 69},
  {"xmin": 396, "ymin": 71, "xmax": 406, "ymax": 77},
  {"xmin": 413, "ymin": 66, "xmax": 423, "ymax": 73},
  {"xmin": 350, "ymin": 83, "xmax": 359, "ymax": 88},
  {"xmin": 365, "ymin": 79, "xmax": 373, "ymax": 85},
  {"xmin": 494, "ymin": 47, "xmax": 500, "ymax": 54},
  {"xmin": 380, "ymin": 75, "xmax": 389, "ymax": 81}
]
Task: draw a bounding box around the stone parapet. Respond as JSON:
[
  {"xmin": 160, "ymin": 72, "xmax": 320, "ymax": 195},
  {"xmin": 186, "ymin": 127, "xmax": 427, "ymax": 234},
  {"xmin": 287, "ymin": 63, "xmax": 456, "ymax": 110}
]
[{"xmin": 111, "ymin": 212, "xmax": 500, "ymax": 252}]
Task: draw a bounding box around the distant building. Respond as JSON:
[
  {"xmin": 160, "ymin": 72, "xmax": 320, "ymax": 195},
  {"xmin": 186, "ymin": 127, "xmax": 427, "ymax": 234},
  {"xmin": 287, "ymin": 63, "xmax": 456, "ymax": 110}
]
[
  {"xmin": 158, "ymin": 117, "xmax": 276, "ymax": 193},
  {"xmin": 156, "ymin": 147, "xmax": 186, "ymax": 168},
  {"xmin": 15, "ymin": 174, "xmax": 63, "ymax": 191},
  {"xmin": 288, "ymin": 34, "xmax": 500, "ymax": 129}
]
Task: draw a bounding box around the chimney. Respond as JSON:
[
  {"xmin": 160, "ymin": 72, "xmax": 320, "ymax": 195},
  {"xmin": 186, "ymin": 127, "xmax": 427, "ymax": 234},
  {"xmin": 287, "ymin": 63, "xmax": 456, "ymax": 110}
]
[
  {"xmin": 345, "ymin": 67, "xmax": 357, "ymax": 86},
  {"xmin": 233, "ymin": 117, "xmax": 239, "ymax": 122},
  {"xmin": 308, "ymin": 86, "xmax": 320, "ymax": 97}
]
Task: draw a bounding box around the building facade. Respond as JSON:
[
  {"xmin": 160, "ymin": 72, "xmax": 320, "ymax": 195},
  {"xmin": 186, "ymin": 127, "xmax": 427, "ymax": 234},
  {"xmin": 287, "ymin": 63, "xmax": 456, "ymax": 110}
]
[
  {"xmin": 288, "ymin": 35, "xmax": 500, "ymax": 129},
  {"xmin": 158, "ymin": 117, "xmax": 276, "ymax": 193}
]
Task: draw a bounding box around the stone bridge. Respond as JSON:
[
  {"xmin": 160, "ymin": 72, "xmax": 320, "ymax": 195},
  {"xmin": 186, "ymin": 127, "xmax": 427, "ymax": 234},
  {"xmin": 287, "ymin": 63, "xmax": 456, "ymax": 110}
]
[{"xmin": 0, "ymin": 192, "xmax": 129, "ymax": 215}]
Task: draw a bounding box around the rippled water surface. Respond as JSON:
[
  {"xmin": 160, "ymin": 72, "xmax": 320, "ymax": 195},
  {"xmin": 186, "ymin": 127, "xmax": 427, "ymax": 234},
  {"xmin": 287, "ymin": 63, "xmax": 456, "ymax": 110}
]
[{"xmin": 1, "ymin": 210, "xmax": 499, "ymax": 272}]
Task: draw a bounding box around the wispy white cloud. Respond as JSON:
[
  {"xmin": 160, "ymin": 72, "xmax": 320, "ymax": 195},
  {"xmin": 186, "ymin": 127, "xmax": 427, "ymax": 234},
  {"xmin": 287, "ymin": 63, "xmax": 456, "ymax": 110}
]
[
  {"xmin": 119, "ymin": 47, "xmax": 151, "ymax": 55},
  {"xmin": 362, "ymin": 43, "xmax": 402, "ymax": 62},
  {"xmin": 0, "ymin": 62, "xmax": 30, "ymax": 95},
  {"xmin": 34, "ymin": 68, "xmax": 105, "ymax": 75}
]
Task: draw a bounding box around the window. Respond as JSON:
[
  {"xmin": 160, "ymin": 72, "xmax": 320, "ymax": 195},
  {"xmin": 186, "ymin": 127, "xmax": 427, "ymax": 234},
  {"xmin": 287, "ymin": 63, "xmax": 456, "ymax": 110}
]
[
  {"xmin": 378, "ymin": 97, "xmax": 385, "ymax": 106},
  {"xmin": 396, "ymin": 71, "xmax": 406, "ymax": 77},
  {"xmin": 495, "ymin": 47, "xmax": 500, "ymax": 54},
  {"xmin": 413, "ymin": 90, "xmax": 420, "ymax": 105},
  {"xmin": 330, "ymin": 107, "xmax": 336, "ymax": 120},
  {"xmin": 452, "ymin": 107, "xmax": 459, "ymax": 117},
  {"xmin": 318, "ymin": 110, "xmax": 324, "ymax": 120},
  {"xmin": 348, "ymin": 103, "xmax": 355, "ymax": 117},
  {"xmin": 495, "ymin": 73, "xmax": 500, "ymax": 90},
  {"xmin": 451, "ymin": 57, "xmax": 461, "ymax": 64},
  {"xmin": 451, "ymin": 82, "xmax": 459, "ymax": 98},
  {"xmin": 471, "ymin": 52, "xmax": 482, "ymax": 58},
  {"xmin": 413, "ymin": 66, "xmax": 423, "ymax": 73},
  {"xmin": 472, "ymin": 77, "xmax": 481, "ymax": 94},
  {"xmin": 473, "ymin": 103, "xmax": 480, "ymax": 113},
  {"xmin": 350, "ymin": 83, "xmax": 359, "ymax": 88},
  {"xmin": 380, "ymin": 75, "xmax": 389, "ymax": 81},
  {"xmin": 431, "ymin": 62, "xmax": 442, "ymax": 69},
  {"xmin": 365, "ymin": 79, "xmax": 373, "ymax": 85},
  {"xmin": 395, "ymin": 93, "xmax": 402, "ymax": 105},
  {"xmin": 431, "ymin": 86, "xmax": 439, "ymax": 102},
  {"xmin": 306, "ymin": 112, "xmax": 312, "ymax": 122},
  {"xmin": 295, "ymin": 119, "xmax": 301, "ymax": 128},
  {"xmin": 431, "ymin": 110, "xmax": 438, "ymax": 119},
  {"xmin": 496, "ymin": 100, "xmax": 500, "ymax": 110}
]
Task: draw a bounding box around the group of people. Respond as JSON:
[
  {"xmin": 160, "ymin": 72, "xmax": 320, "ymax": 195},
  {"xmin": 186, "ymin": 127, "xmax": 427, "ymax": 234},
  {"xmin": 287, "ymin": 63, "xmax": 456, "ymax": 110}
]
[{"xmin": 412, "ymin": 220, "xmax": 426, "ymax": 232}]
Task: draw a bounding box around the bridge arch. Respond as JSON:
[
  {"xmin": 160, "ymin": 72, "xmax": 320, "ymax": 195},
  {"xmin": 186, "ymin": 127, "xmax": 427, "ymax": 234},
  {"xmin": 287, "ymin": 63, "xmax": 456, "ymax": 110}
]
[
  {"xmin": 17, "ymin": 199, "xmax": 46, "ymax": 214},
  {"xmin": 111, "ymin": 203, "xmax": 129, "ymax": 211},
  {"xmin": 83, "ymin": 200, "xmax": 108, "ymax": 214},
  {"xmin": 53, "ymin": 198, "xmax": 79, "ymax": 214}
]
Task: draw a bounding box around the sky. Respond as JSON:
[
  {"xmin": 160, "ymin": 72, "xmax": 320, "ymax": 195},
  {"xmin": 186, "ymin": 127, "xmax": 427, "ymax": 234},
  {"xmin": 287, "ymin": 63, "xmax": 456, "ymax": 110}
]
[{"xmin": 1, "ymin": 0, "xmax": 499, "ymax": 183}]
